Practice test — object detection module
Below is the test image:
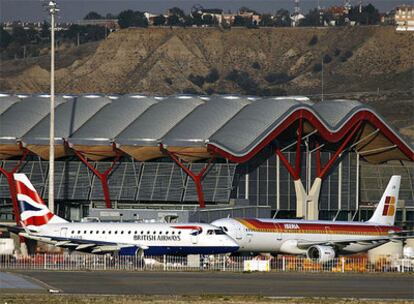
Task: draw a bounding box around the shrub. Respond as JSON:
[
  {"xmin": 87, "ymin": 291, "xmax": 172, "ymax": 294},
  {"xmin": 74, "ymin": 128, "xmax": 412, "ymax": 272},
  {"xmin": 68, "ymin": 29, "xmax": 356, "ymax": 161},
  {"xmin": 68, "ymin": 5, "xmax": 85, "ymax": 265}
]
[
  {"xmin": 334, "ymin": 48, "xmax": 341, "ymax": 57},
  {"xmin": 182, "ymin": 87, "xmax": 200, "ymax": 94},
  {"xmin": 340, "ymin": 50, "xmax": 353, "ymax": 62},
  {"xmin": 323, "ymin": 54, "xmax": 332, "ymax": 64},
  {"xmin": 225, "ymin": 69, "xmax": 240, "ymax": 82},
  {"xmin": 264, "ymin": 72, "xmax": 292, "ymax": 85},
  {"xmin": 205, "ymin": 87, "xmax": 215, "ymax": 95},
  {"xmin": 205, "ymin": 68, "xmax": 219, "ymax": 83},
  {"xmin": 164, "ymin": 77, "xmax": 172, "ymax": 85},
  {"xmin": 313, "ymin": 63, "xmax": 322, "ymax": 72},
  {"xmin": 251, "ymin": 62, "xmax": 261, "ymax": 70},
  {"xmin": 259, "ymin": 87, "xmax": 288, "ymax": 96},
  {"xmin": 225, "ymin": 69, "xmax": 258, "ymax": 93},
  {"xmin": 308, "ymin": 35, "xmax": 318, "ymax": 46},
  {"xmin": 188, "ymin": 74, "xmax": 205, "ymax": 87}
]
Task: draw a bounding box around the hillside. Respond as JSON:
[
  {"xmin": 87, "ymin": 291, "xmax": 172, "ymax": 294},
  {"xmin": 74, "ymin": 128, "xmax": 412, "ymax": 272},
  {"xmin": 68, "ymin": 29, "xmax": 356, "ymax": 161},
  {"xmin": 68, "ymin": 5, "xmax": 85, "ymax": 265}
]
[{"xmin": 0, "ymin": 26, "xmax": 413, "ymax": 141}]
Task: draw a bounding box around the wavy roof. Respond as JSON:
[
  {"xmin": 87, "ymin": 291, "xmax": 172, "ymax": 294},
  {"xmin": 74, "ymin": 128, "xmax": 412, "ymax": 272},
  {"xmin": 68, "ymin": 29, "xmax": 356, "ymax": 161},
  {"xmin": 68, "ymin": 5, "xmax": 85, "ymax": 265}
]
[{"xmin": 0, "ymin": 94, "xmax": 412, "ymax": 164}]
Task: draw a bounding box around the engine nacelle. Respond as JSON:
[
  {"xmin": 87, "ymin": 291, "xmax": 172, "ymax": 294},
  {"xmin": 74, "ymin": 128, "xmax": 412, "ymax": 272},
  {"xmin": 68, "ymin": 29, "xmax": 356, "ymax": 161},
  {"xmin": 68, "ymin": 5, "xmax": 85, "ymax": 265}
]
[{"xmin": 306, "ymin": 245, "xmax": 336, "ymax": 263}]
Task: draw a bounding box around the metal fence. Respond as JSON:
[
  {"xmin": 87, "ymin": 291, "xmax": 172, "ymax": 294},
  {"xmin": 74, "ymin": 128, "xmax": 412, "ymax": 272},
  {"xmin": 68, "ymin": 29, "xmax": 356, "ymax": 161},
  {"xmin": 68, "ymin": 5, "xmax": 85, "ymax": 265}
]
[{"xmin": 0, "ymin": 254, "xmax": 413, "ymax": 273}]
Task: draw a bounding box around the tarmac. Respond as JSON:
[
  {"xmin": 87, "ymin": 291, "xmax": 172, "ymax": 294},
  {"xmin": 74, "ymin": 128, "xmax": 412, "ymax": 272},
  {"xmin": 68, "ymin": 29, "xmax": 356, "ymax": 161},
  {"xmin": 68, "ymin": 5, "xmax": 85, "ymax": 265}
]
[
  {"xmin": 4, "ymin": 271, "xmax": 414, "ymax": 299},
  {"xmin": 0, "ymin": 272, "xmax": 44, "ymax": 293}
]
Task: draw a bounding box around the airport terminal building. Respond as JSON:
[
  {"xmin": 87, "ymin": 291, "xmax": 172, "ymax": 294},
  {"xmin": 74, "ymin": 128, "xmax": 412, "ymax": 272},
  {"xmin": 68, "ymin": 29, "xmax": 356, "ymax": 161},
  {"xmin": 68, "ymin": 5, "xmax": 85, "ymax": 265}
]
[{"xmin": 0, "ymin": 94, "xmax": 413, "ymax": 227}]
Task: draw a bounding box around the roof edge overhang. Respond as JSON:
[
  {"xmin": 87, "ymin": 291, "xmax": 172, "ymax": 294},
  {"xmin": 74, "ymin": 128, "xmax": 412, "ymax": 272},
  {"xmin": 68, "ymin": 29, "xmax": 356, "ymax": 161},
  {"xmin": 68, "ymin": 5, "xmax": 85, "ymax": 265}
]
[{"xmin": 208, "ymin": 108, "xmax": 414, "ymax": 164}]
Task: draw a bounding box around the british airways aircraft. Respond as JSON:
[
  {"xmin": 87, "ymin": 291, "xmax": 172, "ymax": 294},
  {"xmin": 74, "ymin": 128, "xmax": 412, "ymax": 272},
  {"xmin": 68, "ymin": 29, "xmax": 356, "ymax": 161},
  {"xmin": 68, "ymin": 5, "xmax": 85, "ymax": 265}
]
[
  {"xmin": 8, "ymin": 173, "xmax": 239, "ymax": 256},
  {"xmin": 212, "ymin": 176, "xmax": 411, "ymax": 262}
]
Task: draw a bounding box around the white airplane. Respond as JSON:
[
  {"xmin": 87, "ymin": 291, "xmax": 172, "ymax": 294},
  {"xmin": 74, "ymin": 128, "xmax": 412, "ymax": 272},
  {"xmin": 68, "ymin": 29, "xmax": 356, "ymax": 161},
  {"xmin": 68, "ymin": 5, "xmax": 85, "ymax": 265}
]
[
  {"xmin": 212, "ymin": 175, "xmax": 412, "ymax": 262},
  {"xmin": 5, "ymin": 173, "xmax": 239, "ymax": 256}
]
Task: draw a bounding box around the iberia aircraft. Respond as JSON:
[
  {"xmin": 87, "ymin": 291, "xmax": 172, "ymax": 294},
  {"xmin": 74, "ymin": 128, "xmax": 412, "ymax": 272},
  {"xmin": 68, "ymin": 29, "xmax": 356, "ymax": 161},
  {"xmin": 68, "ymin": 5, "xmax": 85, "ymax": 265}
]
[
  {"xmin": 212, "ymin": 176, "xmax": 411, "ymax": 262},
  {"xmin": 5, "ymin": 173, "xmax": 239, "ymax": 256}
]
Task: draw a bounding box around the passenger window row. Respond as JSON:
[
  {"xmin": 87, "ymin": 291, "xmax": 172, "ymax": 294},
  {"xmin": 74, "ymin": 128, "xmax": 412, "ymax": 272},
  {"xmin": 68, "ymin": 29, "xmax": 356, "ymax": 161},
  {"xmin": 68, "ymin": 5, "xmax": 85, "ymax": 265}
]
[{"xmin": 70, "ymin": 230, "xmax": 182, "ymax": 235}]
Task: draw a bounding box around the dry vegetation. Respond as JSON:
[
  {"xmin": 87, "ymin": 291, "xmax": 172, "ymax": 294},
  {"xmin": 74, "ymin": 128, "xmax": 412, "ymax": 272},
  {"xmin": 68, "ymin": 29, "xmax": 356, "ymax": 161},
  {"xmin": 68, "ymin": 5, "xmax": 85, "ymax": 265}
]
[
  {"xmin": 0, "ymin": 26, "xmax": 412, "ymax": 95},
  {"xmin": 1, "ymin": 294, "xmax": 413, "ymax": 304},
  {"xmin": 0, "ymin": 26, "xmax": 412, "ymax": 141}
]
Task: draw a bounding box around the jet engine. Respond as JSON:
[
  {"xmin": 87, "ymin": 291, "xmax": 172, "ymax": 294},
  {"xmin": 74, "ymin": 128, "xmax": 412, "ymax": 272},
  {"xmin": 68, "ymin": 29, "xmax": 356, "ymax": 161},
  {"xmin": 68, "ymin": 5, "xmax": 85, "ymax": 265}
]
[{"xmin": 306, "ymin": 245, "xmax": 336, "ymax": 263}]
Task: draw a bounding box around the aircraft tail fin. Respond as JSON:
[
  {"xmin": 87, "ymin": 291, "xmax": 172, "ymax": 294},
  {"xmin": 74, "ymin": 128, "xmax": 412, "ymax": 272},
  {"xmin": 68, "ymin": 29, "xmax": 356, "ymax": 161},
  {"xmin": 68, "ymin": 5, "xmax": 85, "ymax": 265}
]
[
  {"xmin": 13, "ymin": 173, "xmax": 68, "ymax": 228},
  {"xmin": 367, "ymin": 175, "xmax": 401, "ymax": 226}
]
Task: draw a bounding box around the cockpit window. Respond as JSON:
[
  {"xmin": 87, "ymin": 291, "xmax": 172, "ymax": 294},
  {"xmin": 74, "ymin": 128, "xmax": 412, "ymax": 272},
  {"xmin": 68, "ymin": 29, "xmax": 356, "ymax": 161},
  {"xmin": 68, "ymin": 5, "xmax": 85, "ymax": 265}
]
[
  {"xmin": 214, "ymin": 229, "xmax": 226, "ymax": 235},
  {"xmin": 220, "ymin": 226, "xmax": 228, "ymax": 232},
  {"xmin": 206, "ymin": 229, "xmax": 226, "ymax": 235}
]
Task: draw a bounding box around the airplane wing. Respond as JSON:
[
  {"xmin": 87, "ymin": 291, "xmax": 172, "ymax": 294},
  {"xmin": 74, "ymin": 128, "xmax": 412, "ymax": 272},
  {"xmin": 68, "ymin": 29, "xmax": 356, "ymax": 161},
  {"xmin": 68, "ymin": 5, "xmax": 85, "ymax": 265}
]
[
  {"xmin": 1, "ymin": 223, "xmax": 148, "ymax": 254},
  {"xmin": 18, "ymin": 231, "xmax": 148, "ymax": 255},
  {"xmin": 296, "ymin": 233, "xmax": 414, "ymax": 250}
]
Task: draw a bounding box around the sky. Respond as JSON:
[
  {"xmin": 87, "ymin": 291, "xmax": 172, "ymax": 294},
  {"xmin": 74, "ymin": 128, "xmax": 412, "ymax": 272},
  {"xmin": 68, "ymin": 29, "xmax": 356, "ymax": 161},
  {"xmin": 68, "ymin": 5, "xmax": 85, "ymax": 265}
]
[{"xmin": 0, "ymin": 0, "xmax": 411, "ymax": 22}]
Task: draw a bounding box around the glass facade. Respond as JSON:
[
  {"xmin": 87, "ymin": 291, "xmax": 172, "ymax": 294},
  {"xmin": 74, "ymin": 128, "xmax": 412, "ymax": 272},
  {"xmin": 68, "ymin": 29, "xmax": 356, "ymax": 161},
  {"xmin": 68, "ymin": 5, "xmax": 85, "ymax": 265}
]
[
  {"xmin": 232, "ymin": 152, "xmax": 359, "ymax": 218},
  {"xmin": 0, "ymin": 154, "xmax": 413, "ymax": 225}
]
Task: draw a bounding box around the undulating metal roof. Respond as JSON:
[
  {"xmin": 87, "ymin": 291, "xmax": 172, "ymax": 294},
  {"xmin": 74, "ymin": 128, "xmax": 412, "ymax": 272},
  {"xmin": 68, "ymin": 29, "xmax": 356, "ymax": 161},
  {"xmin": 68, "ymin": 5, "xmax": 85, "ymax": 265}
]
[
  {"xmin": 0, "ymin": 94, "xmax": 412, "ymax": 164},
  {"xmin": 209, "ymin": 97, "xmax": 311, "ymax": 158},
  {"xmin": 69, "ymin": 95, "xmax": 159, "ymax": 147},
  {"xmin": 115, "ymin": 95, "xmax": 205, "ymax": 160},
  {"xmin": 160, "ymin": 96, "xmax": 251, "ymax": 160},
  {"xmin": 21, "ymin": 95, "xmax": 110, "ymax": 159},
  {"xmin": 68, "ymin": 95, "xmax": 159, "ymax": 160},
  {"xmin": 312, "ymin": 99, "xmax": 369, "ymax": 128},
  {"xmin": 0, "ymin": 94, "xmax": 20, "ymax": 115},
  {"xmin": 0, "ymin": 95, "xmax": 66, "ymax": 159}
]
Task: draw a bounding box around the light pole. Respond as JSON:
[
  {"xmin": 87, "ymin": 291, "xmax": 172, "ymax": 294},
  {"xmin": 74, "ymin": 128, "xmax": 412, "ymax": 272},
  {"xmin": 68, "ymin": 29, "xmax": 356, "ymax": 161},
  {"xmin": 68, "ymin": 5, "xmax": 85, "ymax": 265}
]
[{"xmin": 47, "ymin": 1, "xmax": 59, "ymax": 214}]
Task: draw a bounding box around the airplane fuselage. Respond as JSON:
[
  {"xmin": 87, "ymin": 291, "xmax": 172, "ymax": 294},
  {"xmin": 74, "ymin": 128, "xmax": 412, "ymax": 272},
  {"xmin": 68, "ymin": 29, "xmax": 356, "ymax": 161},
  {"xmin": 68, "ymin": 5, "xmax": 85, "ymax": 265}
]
[
  {"xmin": 211, "ymin": 218, "xmax": 401, "ymax": 255},
  {"xmin": 33, "ymin": 222, "xmax": 239, "ymax": 255}
]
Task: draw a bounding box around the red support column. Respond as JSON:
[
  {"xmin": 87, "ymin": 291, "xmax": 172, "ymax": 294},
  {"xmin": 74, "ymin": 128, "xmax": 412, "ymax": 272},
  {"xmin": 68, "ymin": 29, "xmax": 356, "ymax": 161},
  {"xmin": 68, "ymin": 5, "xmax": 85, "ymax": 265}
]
[
  {"xmin": 275, "ymin": 148, "xmax": 299, "ymax": 180},
  {"xmin": 73, "ymin": 150, "xmax": 121, "ymax": 209},
  {"xmin": 318, "ymin": 121, "xmax": 362, "ymax": 179},
  {"xmin": 294, "ymin": 119, "xmax": 303, "ymax": 178},
  {"xmin": 275, "ymin": 119, "xmax": 303, "ymax": 181},
  {"xmin": 164, "ymin": 149, "xmax": 215, "ymax": 208},
  {"xmin": 0, "ymin": 149, "xmax": 30, "ymax": 225}
]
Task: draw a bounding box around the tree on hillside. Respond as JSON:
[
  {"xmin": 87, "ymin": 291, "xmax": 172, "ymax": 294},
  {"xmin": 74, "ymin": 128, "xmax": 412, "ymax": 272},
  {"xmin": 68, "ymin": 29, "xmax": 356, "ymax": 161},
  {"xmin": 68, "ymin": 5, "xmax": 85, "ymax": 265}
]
[
  {"xmin": 84, "ymin": 11, "xmax": 103, "ymax": 20},
  {"xmin": 191, "ymin": 11, "xmax": 203, "ymax": 26},
  {"xmin": 349, "ymin": 3, "xmax": 380, "ymax": 25},
  {"xmin": 205, "ymin": 68, "xmax": 219, "ymax": 83},
  {"xmin": 118, "ymin": 10, "xmax": 148, "ymax": 28},
  {"xmin": 84, "ymin": 25, "xmax": 106, "ymax": 41},
  {"xmin": 169, "ymin": 7, "xmax": 185, "ymax": 18},
  {"xmin": 301, "ymin": 8, "xmax": 322, "ymax": 26},
  {"xmin": 64, "ymin": 24, "xmax": 105, "ymax": 44},
  {"xmin": 25, "ymin": 27, "xmax": 39, "ymax": 43},
  {"xmin": 39, "ymin": 20, "xmax": 50, "ymax": 39},
  {"xmin": 259, "ymin": 14, "xmax": 274, "ymax": 27},
  {"xmin": 233, "ymin": 15, "xmax": 249, "ymax": 26},
  {"xmin": 239, "ymin": 6, "xmax": 257, "ymax": 14},
  {"xmin": 167, "ymin": 14, "xmax": 182, "ymax": 26},
  {"xmin": 153, "ymin": 14, "xmax": 166, "ymax": 26},
  {"xmin": 12, "ymin": 25, "xmax": 28, "ymax": 45},
  {"xmin": 0, "ymin": 26, "xmax": 12, "ymax": 48},
  {"xmin": 183, "ymin": 15, "xmax": 194, "ymax": 27},
  {"xmin": 274, "ymin": 9, "xmax": 291, "ymax": 27},
  {"xmin": 202, "ymin": 14, "xmax": 214, "ymax": 26},
  {"xmin": 105, "ymin": 13, "xmax": 118, "ymax": 19}
]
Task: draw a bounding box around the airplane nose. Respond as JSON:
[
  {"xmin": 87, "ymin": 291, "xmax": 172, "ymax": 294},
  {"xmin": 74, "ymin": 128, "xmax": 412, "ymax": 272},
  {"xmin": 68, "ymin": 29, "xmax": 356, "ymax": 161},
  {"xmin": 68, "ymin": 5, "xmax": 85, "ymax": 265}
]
[{"xmin": 227, "ymin": 238, "xmax": 240, "ymax": 251}]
